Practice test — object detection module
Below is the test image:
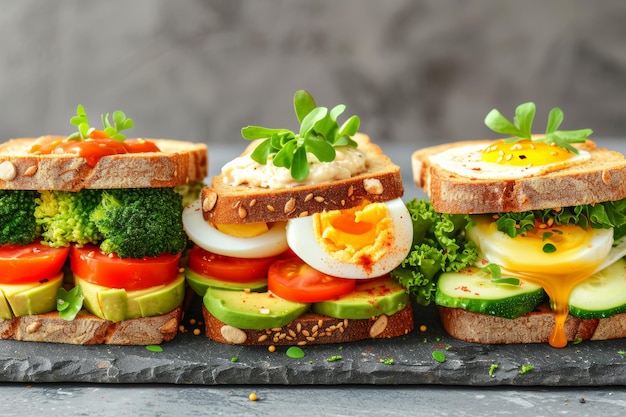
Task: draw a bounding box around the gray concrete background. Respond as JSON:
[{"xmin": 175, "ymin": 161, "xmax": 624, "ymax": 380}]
[{"xmin": 1, "ymin": 0, "xmax": 625, "ymax": 147}]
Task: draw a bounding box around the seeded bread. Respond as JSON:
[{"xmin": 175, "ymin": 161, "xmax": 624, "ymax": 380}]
[
  {"xmin": 201, "ymin": 133, "xmax": 404, "ymax": 224},
  {"xmin": 0, "ymin": 137, "xmax": 208, "ymax": 191},
  {"xmin": 0, "ymin": 306, "xmax": 182, "ymax": 345},
  {"xmin": 438, "ymin": 304, "xmax": 626, "ymax": 344},
  {"xmin": 412, "ymin": 139, "xmax": 626, "ymax": 214},
  {"xmin": 202, "ymin": 304, "xmax": 414, "ymax": 346}
]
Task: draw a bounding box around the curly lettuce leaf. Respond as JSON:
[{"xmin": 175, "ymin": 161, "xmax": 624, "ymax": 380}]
[
  {"xmin": 495, "ymin": 197, "xmax": 626, "ymax": 240},
  {"xmin": 391, "ymin": 199, "xmax": 478, "ymax": 306}
]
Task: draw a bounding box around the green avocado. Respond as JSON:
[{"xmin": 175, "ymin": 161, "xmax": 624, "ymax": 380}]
[
  {"xmin": 185, "ymin": 268, "xmax": 267, "ymax": 296},
  {"xmin": 204, "ymin": 287, "xmax": 309, "ymax": 330},
  {"xmin": 0, "ymin": 273, "xmax": 64, "ymax": 319},
  {"xmin": 75, "ymin": 274, "xmax": 185, "ymax": 322},
  {"xmin": 311, "ymin": 276, "xmax": 409, "ymax": 319}
]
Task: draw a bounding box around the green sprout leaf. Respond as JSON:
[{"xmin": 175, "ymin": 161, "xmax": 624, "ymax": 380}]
[
  {"xmin": 432, "ymin": 350, "xmax": 446, "ymax": 363},
  {"xmin": 241, "ymin": 90, "xmax": 360, "ymax": 180},
  {"xmin": 481, "ymin": 263, "xmax": 521, "ymax": 286},
  {"xmin": 326, "ymin": 355, "xmax": 343, "ymax": 362},
  {"xmin": 484, "ymin": 102, "xmax": 592, "ymax": 154},
  {"xmin": 519, "ymin": 364, "xmax": 535, "ymax": 374},
  {"xmin": 66, "ymin": 104, "xmax": 134, "ymax": 142},
  {"xmin": 146, "ymin": 345, "xmax": 163, "ymax": 352},
  {"xmin": 542, "ymin": 243, "xmax": 557, "ymax": 253},
  {"xmin": 286, "ymin": 346, "xmax": 306, "ymax": 359},
  {"xmin": 56, "ymin": 285, "xmax": 84, "ymax": 321}
]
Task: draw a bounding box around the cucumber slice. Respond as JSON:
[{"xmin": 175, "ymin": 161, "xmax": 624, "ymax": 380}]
[
  {"xmin": 569, "ymin": 258, "xmax": 626, "ymax": 319},
  {"xmin": 435, "ymin": 267, "xmax": 545, "ymax": 319}
]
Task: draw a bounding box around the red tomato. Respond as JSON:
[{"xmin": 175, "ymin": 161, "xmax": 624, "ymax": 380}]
[
  {"xmin": 28, "ymin": 135, "xmax": 160, "ymax": 167},
  {"xmin": 187, "ymin": 246, "xmax": 276, "ymax": 283},
  {"xmin": 268, "ymin": 257, "xmax": 356, "ymax": 303},
  {"xmin": 0, "ymin": 242, "xmax": 70, "ymax": 284},
  {"xmin": 70, "ymin": 245, "xmax": 181, "ymax": 291}
]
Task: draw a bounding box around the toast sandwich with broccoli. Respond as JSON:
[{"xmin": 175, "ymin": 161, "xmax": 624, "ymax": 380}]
[{"xmin": 0, "ymin": 105, "xmax": 207, "ymax": 345}]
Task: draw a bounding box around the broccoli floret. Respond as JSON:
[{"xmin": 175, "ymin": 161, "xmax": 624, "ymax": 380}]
[
  {"xmin": 0, "ymin": 190, "xmax": 41, "ymax": 245},
  {"xmin": 90, "ymin": 188, "xmax": 187, "ymax": 258},
  {"xmin": 35, "ymin": 190, "xmax": 103, "ymax": 247}
]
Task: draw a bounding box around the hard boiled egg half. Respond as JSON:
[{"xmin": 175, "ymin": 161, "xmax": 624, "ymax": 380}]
[
  {"xmin": 286, "ymin": 198, "xmax": 413, "ymax": 279},
  {"xmin": 182, "ymin": 200, "xmax": 288, "ymax": 258}
]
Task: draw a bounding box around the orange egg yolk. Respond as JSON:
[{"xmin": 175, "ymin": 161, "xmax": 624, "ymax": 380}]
[{"xmin": 482, "ymin": 140, "xmax": 575, "ymax": 167}]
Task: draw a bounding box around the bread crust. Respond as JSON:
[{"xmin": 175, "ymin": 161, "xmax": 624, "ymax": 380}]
[
  {"xmin": 201, "ymin": 133, "xmax": 404, "ymax": 224},
  {"xmin": 412, "ymin": 139, "xmax": 626, "ymax": 213},
  {"xmin": 0, "ymin": 306, "xmax": 182, "ymax": 345},
  {"xmin": 0, "ymin": 137, "xmax": 208, "ymax": 191},
  {"xmin": 202, "ymin": 304, "xmax": 414, "ymax": 346},
  {"xmin": 437, "ymin": 305, "xmax": 626, "ymax": 344}
]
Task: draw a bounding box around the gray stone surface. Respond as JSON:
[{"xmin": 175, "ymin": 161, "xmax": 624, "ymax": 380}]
[{"xmin": 0, "ymin": 0, "xmax": 625, "ymax": 145}]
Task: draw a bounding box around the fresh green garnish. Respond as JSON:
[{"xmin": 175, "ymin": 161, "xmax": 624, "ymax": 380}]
[
  {"xmin": 286, "ymin": 346, "xmax": 306, "ymax": 359},
  {"xmin": 241, "ymin": 89, "xmax": 360, "ymax": 181},
  {"xmin": 146, "ymin": 345, "xmax": 163, "ymax": 352},
  {"xmin": 572, "ymin": 338, "xmax": 583, "ymax": 345},
  {"xmin": 326, "ymin": 355, "xmax": 343, "ymax": 362},
  {"xmin": 66, "ymin": 104, "xmax": 134, "ymax": 142},
  {"xmin": 481, "ymin": 263, "xmax": 521, "ymax": 286},
  {"xmin": 519, "ymin": 364, "xmax": 535, "ymax": 374},
  {"xmin": 379, "ymin": 358, "xmax": 394, "ymax": 365},
  {"xmin": 488, "ymin": 363, "xmax": 499, "ymax": 377},
  {"xmin": 231, "ymin": 356, "xmax": 239, "ymax": 362},
  {"xmin": 432, "ymin": 351, "xmax": 446, "ymax": 363},
  {"xmin": 542, "ymin": 243, "xmax": 557, "ymax": 253},
  {"xmin": 484, "ymin": 102, "xmax": 592, "ymax": 154},
  {"xmin": 56, "ymin": 285, "xmax": 84, "ymax": 321},
  {"xmin": 618, "ymin": 350, "xmax": 626, "ymax": 356}
]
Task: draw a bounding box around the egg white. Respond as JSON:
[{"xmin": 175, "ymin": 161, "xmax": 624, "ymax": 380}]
[
  {"xmin": 285, "ymin": 198, "xmax": 413, "ymax": 279},
  {"xmin": 429, "ymin": 143, "xmax": 591, "ymax": 180},
  {"xmin": 182, "ymin": 199, "xmax": 288, "ymax": 258},
  {"xmin": 467, "ymin": 215, "xmax": 614, "ymax": 278}
]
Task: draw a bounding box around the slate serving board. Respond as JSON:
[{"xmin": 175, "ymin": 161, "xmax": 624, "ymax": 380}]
[{"xmin": 1, "ymin": 295, "xmax": 626, "ymax": 386}]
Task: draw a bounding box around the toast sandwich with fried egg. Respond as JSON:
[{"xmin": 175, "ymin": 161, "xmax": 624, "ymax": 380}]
[
  {"xmin": 398, "ymin": 102, "xmax": 626, "ymax": 348},
  {"xmin": 182, "ymin": 90, "xmax": 415, "ymax": 346},
  {"xmin": 0, "ymin": 105, "xmax": 207, "ymax": 345}
]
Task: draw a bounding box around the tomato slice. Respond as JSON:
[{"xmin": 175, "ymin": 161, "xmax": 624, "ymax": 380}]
[
  {"xmin": 268, "ymin": 257, "xmax": 356, "ymax": 303},
  {"xmin": 0, "ymin": 242, "xmax": 70, "ymax": 284},
  {"xmin": 187, "ymin": 246, "xmax": 276, "ymax": 283},
  {"xmin": 70, "ymin": 245, "xmax": 181, "ymax": 291}
]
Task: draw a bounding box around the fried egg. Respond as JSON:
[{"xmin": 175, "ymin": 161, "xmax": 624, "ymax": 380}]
[
  {"xmin": 285, "ymin": 198, "xmax": 413, "ymax": 279},
  {"xmin": 429, "ymin": 140, "xmax": 591, "ymax": 179},
  {"xmin": 182, "ymin": 200, "xmax": 288, "ymax": 258},
  {"xmin": 468, "ymin": 215, "xmax": 613, "ymax": 278}
]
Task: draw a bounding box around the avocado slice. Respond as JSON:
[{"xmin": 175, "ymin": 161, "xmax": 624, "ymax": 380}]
[
  {"xmin": 311, "ymin": 276, "xmax": 409, "ymax": 319},
  {"xmin": 75, "ymin": 274, "xmax": 185, "ymax": 322},
  {"xmin": 0, "ymin": 273, "xmax": 64, "ymax": 318},
  {"xmin": 185, "ymin": 268, "xmax": 267, "ymax": 296},
  {"xmin": 204, "ymin": 287, "xmax": 309, "ymax": 330}
]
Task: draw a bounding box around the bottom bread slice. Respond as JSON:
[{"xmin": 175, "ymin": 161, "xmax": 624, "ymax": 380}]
[
  {"xmin": 202, "ymin": 304, "xmax": 414, "ymax": 345},
  {"xmin": 438, "ymin": 304, "xmax": 626, "ymax": 344},
  {"xmin": 0, "ymin": 306, "xmax": 183, "ymax": 345}
]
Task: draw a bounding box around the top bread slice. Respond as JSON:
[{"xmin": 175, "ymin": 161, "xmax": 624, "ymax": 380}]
[
  {"xmin": 412, "ymin": 139, "xmax": 626, "ymax": 214},
  {"xmin": 201, "ymin": 133, "xmax": 404, "ymax": 224},
  {"xmin": 0, "ymin": 136, "xmax": 208, "ymax": 191}
]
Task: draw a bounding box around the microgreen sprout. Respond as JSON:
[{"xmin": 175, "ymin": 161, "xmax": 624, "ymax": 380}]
[
  {"xmin": 146, "ymin": 345, "xmax": 163, "ymax": 352},
  {"xmin": 379, "ymin": 358, "xmax": 394, "ymax": 365},
  {"xmin": 241, "ymin": 89, "xmax": 360, "ymax": 181},
  {"xmin": 519, "ymin": 364, "xmax": 535, "ymax": 374},
  {"xmin": 66, "ymin": 104, "xmax": 134, "ymax": 142},
  {"xmin": 489, "ymin": 363, "xmax": 499, "ymax": 377},
  {"xmin": 326, "ymin": 355, "xmax": 343, "ymax": 362},
  {"xmin": 286, "ymin": 346, "xmax": 306, "ymax": 359},
  {"xmin": 432, "ymin": 350, "xmax": 446, "ymax": 363},
  {"xmin": 481, "ymin": 263, "xmax": 521, "ymax": 286},
  {"xmin": 56, "ymin": 285, "xmax": 84, "ymax": 321},
  {"xmin": 484, "ymin": 102, "xmax": 592, "ymax": 154}
]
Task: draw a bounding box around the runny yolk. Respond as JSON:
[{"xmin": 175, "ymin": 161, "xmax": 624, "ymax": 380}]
[{"xmin": 481, "ymin": 139, "xmax": 575, "ymax": 167}]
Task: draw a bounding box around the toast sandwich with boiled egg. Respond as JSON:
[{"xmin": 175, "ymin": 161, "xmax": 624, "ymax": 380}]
[
  {"xmin": 398, "ymin": 102, "xmax": 626, "ymax": 348},
  {"xmin": 0, "ymin": 105, "xmax": 207, "ymax": 345},
  {"xmin": 183, "ymin": 90, "xmax": 415, "ymax": 346}
]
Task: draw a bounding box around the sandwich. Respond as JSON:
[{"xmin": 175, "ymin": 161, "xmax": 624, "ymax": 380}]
[
  {"xmin": 0, "ymin": 105, "xmax": 207, "ymax": 345},
  {"xmin": 393, "ymin": 102, "xmax": 626, "ymax": 348},
  {"xmin": 182, "ymin": 90, "xmax": 415, "ymax": 346}
]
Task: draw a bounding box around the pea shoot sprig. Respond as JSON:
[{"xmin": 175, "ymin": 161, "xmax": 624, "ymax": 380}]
[
  {"xmin": 241, "ymin": 90, "xmax": 361, "ymax": 181},
  {"xmin": 484, "ymin": 102, "xmax": 592, "ymax": 154},
  {"xmin": 66, "ymin": 104, "xmax": 134, "ymax": 142}
]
